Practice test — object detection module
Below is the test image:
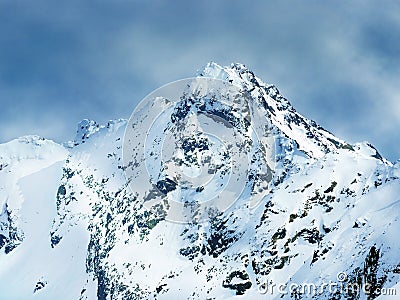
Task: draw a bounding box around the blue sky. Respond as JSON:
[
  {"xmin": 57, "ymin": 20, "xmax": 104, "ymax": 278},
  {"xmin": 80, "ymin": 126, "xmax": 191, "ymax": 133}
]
[{"xmin": 0, "ymin": 1, "xmax": 399, "ymax": 161}]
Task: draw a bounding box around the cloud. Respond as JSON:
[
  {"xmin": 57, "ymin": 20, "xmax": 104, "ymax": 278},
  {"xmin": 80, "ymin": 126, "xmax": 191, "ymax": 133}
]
[{"xmin": 0, "ymin": 0, "xmax": 399, "ymax": 160}]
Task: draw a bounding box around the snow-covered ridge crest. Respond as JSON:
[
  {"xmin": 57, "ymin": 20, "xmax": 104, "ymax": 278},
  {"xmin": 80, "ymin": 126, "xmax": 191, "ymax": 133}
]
[{"xmin": 73, "ymin": 118, "xmax": 126, "ymax": 146}]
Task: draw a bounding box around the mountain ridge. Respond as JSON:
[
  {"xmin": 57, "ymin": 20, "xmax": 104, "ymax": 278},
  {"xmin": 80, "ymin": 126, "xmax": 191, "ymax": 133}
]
[{"xmin": 0, "ymin": 62, "xmax": 399, "ymax": 299}]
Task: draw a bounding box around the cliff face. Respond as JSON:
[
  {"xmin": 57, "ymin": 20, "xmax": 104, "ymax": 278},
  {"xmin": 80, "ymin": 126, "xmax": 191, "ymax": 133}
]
[{"xmin": 0, "ymin": 63, "xmax": 399, "ymax": 299}]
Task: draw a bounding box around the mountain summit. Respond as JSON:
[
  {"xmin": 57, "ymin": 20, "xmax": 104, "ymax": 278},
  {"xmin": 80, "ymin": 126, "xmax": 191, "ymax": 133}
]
[{"xmin": 0, "ymin": 63, "xmax": 399, "ymax": 299}]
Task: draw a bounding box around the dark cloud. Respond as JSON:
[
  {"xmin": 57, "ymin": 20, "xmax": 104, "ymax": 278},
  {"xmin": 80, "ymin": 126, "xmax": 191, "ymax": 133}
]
[{"xmin": 0, "ymin": 0, "xmax": 399, "ymax": 161}]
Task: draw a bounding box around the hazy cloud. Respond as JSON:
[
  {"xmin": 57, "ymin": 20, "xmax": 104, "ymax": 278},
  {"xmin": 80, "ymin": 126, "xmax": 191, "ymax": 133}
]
[{"xmin": 0, "ymin": 0, "xmax": 399, "ymax": 160}]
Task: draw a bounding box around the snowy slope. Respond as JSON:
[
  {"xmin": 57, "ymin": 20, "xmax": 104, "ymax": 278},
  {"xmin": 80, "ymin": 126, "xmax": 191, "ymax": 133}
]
[{"xmin": 0, "ymin": 63, "xmax": 399, "ymax": 300}]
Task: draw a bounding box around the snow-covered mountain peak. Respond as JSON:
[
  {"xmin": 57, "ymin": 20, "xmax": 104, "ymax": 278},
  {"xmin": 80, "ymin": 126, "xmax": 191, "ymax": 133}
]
[
  {"xmin": 0, "ymin": 135, "xmax": 67, "ymax": 180},
  {"xmin": 0, "ymin": 63, "xmax": 399, "ymax": 300},
  {"xmin": 199, "ymin": 62, "xmax": 354, "ymax": 160}
]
